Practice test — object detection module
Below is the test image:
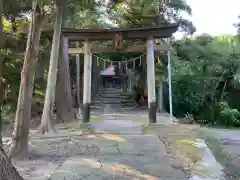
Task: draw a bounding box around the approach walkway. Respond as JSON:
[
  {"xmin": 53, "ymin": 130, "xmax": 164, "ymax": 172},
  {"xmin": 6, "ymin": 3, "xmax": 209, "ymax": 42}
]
[{"xmin": 8, "ymin": 111, "xmax": 187, "ymax": 180}]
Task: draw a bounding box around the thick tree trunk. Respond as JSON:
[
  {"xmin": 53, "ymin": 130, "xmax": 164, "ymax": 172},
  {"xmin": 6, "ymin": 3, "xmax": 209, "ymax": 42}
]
[
  {"xmin": 0, "ymin": 5, "xmax": 23, "ymax": 179},
  {"xmin": 0, "ymin": 0, "xmax": 4, "ymax": 145},
  {"xmin": 9, "ymin": 0, "xmax": 44, "ymax": 159},
  {"xmin": 0, "ymin": 145, "xmax": 24, "ymax": 180},
  {"xmin": 40, "ymin": 0, "xmax": 64, "ymax": 133},
  {"xmin": 55, "ymin": 36, "xmax": 74, "ymax": 123},
  {"xmin": 0, "ymin": 82, "xmax": 3, "ymax": 145},
  {"xmin": 55, "ymin": 3, "xmax": 74, "ymax": 123}
]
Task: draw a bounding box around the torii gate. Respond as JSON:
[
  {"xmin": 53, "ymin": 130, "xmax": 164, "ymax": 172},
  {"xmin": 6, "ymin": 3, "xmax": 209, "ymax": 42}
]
[{"xmin": 44, "ymin": 25, "xmax": 178, "ymax": 127}]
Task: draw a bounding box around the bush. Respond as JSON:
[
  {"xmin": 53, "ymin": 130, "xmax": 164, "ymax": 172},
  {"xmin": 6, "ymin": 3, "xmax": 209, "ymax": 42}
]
[{"xmin": 218, "ymin": 102, "xmax": 240, "ymax": 127}]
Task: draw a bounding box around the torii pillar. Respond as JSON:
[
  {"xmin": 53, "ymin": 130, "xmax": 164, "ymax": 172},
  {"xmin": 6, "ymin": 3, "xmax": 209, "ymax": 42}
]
[
  {"xmin": 82, "ymin": 40, "xmax": 92, "ymax": 125},
  {"xmin": 146, "ymin": 37, "xmax": 157, "ymax": 123}
]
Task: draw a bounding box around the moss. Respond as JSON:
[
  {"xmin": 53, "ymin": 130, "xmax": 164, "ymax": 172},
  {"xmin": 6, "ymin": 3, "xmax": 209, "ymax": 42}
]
[
  {"xmin": 176, "ymin": 139, "xmax": 203, "ymax": 163},
  {"xmin": 62, "ymin": 117, "xmax": 103, "ymax": 128},
  {"xmin": 132, "ymin": 117, "xmax": 149, "ymax": 125},
  {"xmin": 199, "ymin": 130, "xmax": 230, "ymax": 165},
  {"xmin": 90, "ymin": 117, "xmax": 104, "ymax": 124},
  {"xmin": 68, "ymin": 127, "xmax": 95, "ymax": 135},
  {"xmin": 144, "ymin": 124, "xmax": 203, "ymax": 165},
  {"xmin": 143, "ymin": 127, "xmax": 159, "ymax": 135}
]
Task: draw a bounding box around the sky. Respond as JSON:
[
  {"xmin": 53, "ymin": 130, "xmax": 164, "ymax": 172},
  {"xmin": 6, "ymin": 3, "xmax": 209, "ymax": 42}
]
[{"xmin": 175, "ymin": 0, "xmax": 240, "ymax": 38}]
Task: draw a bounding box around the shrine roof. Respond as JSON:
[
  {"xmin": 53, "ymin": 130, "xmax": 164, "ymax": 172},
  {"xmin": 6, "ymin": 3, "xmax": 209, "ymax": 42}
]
[{"xmin": 43, "ymin": 24, "xmax": 178, "ymax": 40}]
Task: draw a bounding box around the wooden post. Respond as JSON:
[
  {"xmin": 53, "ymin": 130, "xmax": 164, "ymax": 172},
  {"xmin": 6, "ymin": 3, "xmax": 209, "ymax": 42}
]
[
  {"xmin": 158, "ymin": 81, "xmax": 163, "ymax": 112},
  {"xmin": 82, "ymin": 40, "xmax": 92, "ymax": 124},
  {"xmin": 157, "ymin": 54, "xmax": 164, "ymax": 112},
  {"xmin": 76, "ymin": 42, "xmax": 80, "ymax": 106},
  {"xmin": 167, "ymin": 50, "xmax": 173, "ymax": 119},
  {"xmin": 146, "ymin": 37, "xmax": 156, "ymax": 123}
]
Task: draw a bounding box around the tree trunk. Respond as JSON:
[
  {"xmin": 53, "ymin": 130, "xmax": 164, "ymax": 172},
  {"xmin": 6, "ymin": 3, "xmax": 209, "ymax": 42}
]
[
  {"xmin": 40, "ymin": 0, "xmax": 64, "ymax": 133},
  {"xmin": 55, "ymin": 36, "xmax": 74, "ymax": 123},
  {"xmin": 0, "ymin": 145, "xmax": 24, "ymax": 180},
  {"xmin": 0, "ymin": 0, "xmax": 4, "ymax": 145},
  {"xmin": 55, "ymin": 3, "xmax": 74, "ymax": 123},
  {"xmin": 0, "ymin": 5, "xmax": 23, "ymax": 180},
  {"xmin": 9, "ymin": 0, "xmax": 44, "ymax": 159},
  {"xmin": 0, "ymin": 81, "xmax": 3, "ymax": 145}
]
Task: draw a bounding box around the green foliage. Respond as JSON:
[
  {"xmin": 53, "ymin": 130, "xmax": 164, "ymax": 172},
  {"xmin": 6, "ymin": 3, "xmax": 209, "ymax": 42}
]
[
  {"xmin": 170, "ymin": 35, "xmax": 240, "ymax": 127},
  {"xmin": 218, "ymin": 102, "xmax": 240, "ymax": 127},
  {"xmin": 108, "ymin": 0, "xmax": 196, "ymax": 34},
  {"xmin": 1, "ymin": 0, "xmax": 240, "ymax": 129}
]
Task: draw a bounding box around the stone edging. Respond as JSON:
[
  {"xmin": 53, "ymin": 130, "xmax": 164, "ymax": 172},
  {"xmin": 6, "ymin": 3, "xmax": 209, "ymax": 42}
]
[{"xmin": 189, "ymin": 139, "xmax": 225, "ymax": 180}]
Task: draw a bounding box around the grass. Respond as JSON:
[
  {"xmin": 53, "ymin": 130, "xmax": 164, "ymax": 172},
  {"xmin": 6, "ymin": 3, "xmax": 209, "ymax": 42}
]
[
  {"xmin": 132, "ymin": 117, "xmax": 149, "ymax": 125},
  {"xmin": 90, "ymin": 117, "xmax": 104, "ymax": 124},
  {"xmin": 62, "ymin": 117, "xmax": 103, "ymax": 127},
  {"xmin": 59, "ymin": 117, "xmax": 104, "ymax": 135},
  {"xmin": 68, "ymin": 128, "xmax": 95, "ymax": 135}
]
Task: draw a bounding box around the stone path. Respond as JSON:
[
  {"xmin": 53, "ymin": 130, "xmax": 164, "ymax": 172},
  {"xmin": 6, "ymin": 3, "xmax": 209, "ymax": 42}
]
[
  {"xmin": 11, "ymin": 133, "xmax": 188, "ymax": 180},
  {"xmin": 93, "ymin": 111, "xmax": 174, "ymax": 134},
  {"xmin": 7, "ymin": 111, "xmax": 189, "ymax": 180},
  {"xmin": 93, "ymin": 114, "xmax": 144, "ymax": 134},
  {"xmin": 49, "ymin": 134, "xmax": 187, "ymax": 180}
]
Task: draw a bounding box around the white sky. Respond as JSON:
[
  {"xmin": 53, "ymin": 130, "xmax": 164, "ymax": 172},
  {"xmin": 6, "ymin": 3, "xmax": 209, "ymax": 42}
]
[{"xmin": 175, "ymin": 0, "xmax": 240, "ymax": 38}]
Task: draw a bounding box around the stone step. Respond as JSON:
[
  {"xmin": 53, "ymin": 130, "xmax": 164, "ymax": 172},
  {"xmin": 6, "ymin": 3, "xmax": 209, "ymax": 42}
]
[
  {"xmin": 98, "ymin": 97, "xmax": 121, "ymax": 101},
  {"xmin": 98, "ymin": 87, "xmax": 123, "ymax": 90},
  {"xmin": 98, "ymin": 93, "xmax": 121, "ymax": 96},
  {"xmin": 96, "ymin": 95, "xmax": 134, "ymax": 100},
  {"xmin": 93, "ymin": 99, "xmax": 135, "ymax": 102},
  {"xmin": 98, "ymin": 86, "xmax": 122, "ymax": 89},
  {"xmin": 93, "ymin": 97, "xmax": 135, "ymax": 102},
  {"xmin": 97, "ymin": 90, "xmax": 124, "ymax": 94},
  {"xmin": 92, "ymin": 86, "xmax": 135, "ymax": 108}
]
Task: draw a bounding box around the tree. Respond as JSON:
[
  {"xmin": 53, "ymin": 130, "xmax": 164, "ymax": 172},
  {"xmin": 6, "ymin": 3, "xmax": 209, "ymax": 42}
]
[
  {"xmin": 171, "ymin": 35, "xmax": 240, "ymax": 126},
  {"xmin": 0, "ymin": 0, "xmax": 4, "ymax": 145},
  {"xmin": 9, "ymin": 0, "xmax": 44, "ymax": 159},
  {"xmin": 40, "ymin": 0, "xmax": 64, "ymax": 133},
  {"xmin": 55, "ymin": 3, "xmax": 74, "ymax": 124},
  {"xmin": 107, "ymin": 0, "xmax": 196, "ymax": 35},
  {"xmin": 0, "ymin": 144, "xmax": 24, "ymax": 180},
  {"xmin": 0, "ymin": 0, "xmax": 25, "ymax": 178}
]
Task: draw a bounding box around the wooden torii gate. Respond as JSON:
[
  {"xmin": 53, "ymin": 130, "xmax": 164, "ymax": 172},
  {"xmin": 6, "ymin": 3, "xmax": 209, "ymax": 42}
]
[{"xmin": 45, "ymin": 24, "xmax": 178, "ymax": 127}]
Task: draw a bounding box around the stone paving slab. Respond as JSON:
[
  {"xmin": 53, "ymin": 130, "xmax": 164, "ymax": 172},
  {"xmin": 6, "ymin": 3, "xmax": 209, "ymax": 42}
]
[
  {"xmin": 12, "ymin": 133, "xmax": 188, "ymax": 180},
  {"xmin": 13, "ymin": 160, "xmax": 58, "ymax": 180},
  {"xmin": 47, "ymin": 134, "xmax": 187, "ymax": 180},
  {"xmin": 93, "ymin": 119, "xmax": 143, "ymax": 134},
  {"xmin": 50, "ymin": 157, "xmax": 102, "ymax": 180},
  {"xmin": 9, "ymin": 111, "xmax": 186, "ymax": 180}
]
